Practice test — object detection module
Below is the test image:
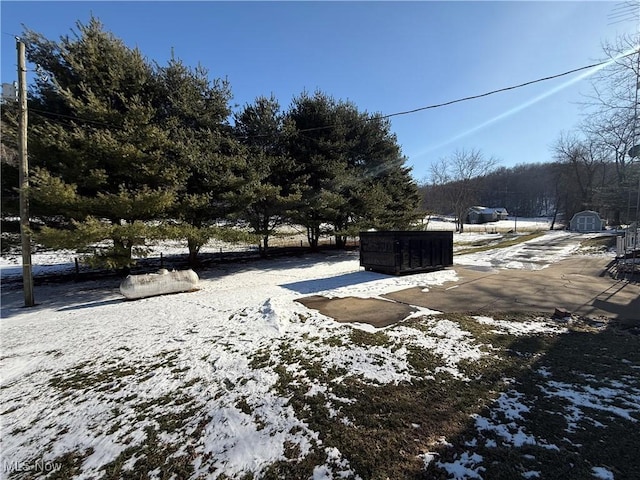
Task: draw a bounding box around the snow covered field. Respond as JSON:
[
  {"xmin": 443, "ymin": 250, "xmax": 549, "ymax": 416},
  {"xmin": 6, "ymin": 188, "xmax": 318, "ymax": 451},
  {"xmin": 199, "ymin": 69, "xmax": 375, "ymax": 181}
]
[
  {"xmin": 0, "ymin": 218, "xmax": 556, "ymax": 281},
  {"xmin": 1, "ymin": 228, "xmax": 638, "ymax": 479}
]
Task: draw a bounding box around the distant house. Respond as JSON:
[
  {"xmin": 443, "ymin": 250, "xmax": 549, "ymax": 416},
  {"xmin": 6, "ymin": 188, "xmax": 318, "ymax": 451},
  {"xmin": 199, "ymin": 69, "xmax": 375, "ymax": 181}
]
[
  {"xmin": 467, "ymin": 206, "xmax": 509, "ymax": 224},
  {"xmin": 569, "ymin": 210, "xmax": 604, "ymax": 232}
]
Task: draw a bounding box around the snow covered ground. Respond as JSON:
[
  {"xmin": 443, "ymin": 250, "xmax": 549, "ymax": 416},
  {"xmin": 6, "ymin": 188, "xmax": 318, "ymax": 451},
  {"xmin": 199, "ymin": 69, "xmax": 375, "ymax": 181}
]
[
  {"xmin": 1, "ymin": 227, "xmax": 636, "ymax": 479},
  {"xmin": 0, "ymin": 218, "xmax": 559, "ymax": 281},
  {"xmin": 424, "ymin": 216, "xmax": 555, "ymax": 233}
]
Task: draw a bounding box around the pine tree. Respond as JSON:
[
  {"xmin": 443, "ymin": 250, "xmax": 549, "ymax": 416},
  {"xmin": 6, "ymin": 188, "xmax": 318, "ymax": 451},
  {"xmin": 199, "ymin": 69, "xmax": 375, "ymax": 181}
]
[
  {"xmin": 332, "ymin": 108, "xmax": 421, "ymax": 240},
  {"xmin": 0, "ymin": 111, "xmax": 20, "ymax": 216},
  {"xmin": 24, "ymin": 17, "xmax": 179, "ymax": 269},
  {"xmin": 234, "ymin": 95, "xmax": 300, "ymax": 256},
  {"xmin": 285, "ymin": 91, "xmax": 352, "ymax": 250},
  {"xmin": 153, "ymin": 56, "xmax": 245, "ymax": 265},
  {"xmin": 286, "ymin": 91, "xmax": 421, "ymax": 249}
]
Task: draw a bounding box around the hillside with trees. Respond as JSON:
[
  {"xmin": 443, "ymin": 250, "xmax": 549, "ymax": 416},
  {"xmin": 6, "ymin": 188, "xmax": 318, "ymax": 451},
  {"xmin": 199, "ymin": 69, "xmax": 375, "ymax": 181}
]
[
  {"xmin": 421, "ymin": 32, "xmax": 639, "ymax": 231},
  {"xmin": 420, "ymin": 156, "xmax": 639, "ymax": 231}
]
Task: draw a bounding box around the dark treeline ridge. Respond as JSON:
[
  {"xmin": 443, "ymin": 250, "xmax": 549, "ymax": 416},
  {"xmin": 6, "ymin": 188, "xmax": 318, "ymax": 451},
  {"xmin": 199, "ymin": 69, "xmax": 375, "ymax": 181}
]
[{"xmin": 421, "ymin": 158, "xmax": 640, "ymax": 229}]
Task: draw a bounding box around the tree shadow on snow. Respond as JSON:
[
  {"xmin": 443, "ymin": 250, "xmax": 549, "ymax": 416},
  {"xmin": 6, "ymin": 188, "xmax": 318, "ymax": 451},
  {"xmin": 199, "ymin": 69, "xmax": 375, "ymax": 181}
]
[
  {"xmin": 280, "ymin": 270, "xmax": 388, "ymax": 295},
  {"xmin": 0, "ymin": 281, "xmax": 122, "ymax": 319},
  {"xmin": 56, "ymin": 298, "xmax": 124, "ymax": 311}
]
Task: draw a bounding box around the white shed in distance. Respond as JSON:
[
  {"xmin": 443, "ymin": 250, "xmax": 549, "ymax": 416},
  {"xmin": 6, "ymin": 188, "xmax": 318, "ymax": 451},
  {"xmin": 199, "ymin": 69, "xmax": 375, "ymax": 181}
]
[{"xmin": 569, "ymin": 210, "xmax": 604, "ymax": 233}]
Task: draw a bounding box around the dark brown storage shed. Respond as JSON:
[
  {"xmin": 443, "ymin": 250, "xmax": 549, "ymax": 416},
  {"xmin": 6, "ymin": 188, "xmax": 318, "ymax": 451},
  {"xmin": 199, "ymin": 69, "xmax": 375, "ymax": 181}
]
[{"xmin": 359, "ymin": 231, "xmax": 453, "ymax": 275}]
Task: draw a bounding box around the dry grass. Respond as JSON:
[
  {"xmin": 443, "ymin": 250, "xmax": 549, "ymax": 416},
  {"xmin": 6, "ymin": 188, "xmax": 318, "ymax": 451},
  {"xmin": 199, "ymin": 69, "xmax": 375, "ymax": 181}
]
[
  {"xmin": 262, "ymin": 313, "xmax": 640, "ymax": 479},
  {"xmin": 9, "ymin": 312, "xmax": 638, "ymax": 480}
]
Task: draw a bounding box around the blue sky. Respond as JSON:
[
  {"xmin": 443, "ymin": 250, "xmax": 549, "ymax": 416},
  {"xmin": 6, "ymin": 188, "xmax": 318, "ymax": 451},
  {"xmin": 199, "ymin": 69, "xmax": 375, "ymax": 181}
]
[{"xmin": 1, "ymin": 1, "xmax": 637, "ymax": 181}]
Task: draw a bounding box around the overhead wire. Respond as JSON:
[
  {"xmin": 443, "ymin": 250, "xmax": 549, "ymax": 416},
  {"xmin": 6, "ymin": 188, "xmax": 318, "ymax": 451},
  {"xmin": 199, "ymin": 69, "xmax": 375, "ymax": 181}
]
[
  {"xmin": 4, "ymin": 51, "xmax": 638, "ymax": 140},
  {"xmin": 273, "ymin": 51, "xmax": 639, "ymax": 136},
  {"xmin": 377, "ymin": 60, "xmax": 631, "ymax": 119}
]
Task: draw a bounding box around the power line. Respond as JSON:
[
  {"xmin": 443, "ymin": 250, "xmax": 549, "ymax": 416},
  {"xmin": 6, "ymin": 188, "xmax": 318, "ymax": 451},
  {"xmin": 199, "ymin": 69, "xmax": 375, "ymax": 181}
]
[
  {"xmin": 607, "ymin": 0, "xmax": 639, "ymax": 25},
  {"xmin": 8, "ymin": 51, "xmax": 639, "ymax": 140},
  {"xmin": 292, "ymin": 52, "xmax": 638, "ymax": 135},
  {"xmin": 29, "ymin": 107, "xmax": 120, "ymax": 130},
  {"xmin": 378, "ymin": 61, "xmax": 625, "ymax": 119}
]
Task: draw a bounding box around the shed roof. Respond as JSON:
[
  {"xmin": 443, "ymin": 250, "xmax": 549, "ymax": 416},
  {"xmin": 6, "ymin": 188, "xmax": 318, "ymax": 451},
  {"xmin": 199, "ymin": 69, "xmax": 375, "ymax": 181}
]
[
  {"xmin": 570, "ymin": 210, "xmax": 602, "ymax": 220},
  {"xmin": 469, "ymin": 206, "xmax": 508, "ymax": 214}
]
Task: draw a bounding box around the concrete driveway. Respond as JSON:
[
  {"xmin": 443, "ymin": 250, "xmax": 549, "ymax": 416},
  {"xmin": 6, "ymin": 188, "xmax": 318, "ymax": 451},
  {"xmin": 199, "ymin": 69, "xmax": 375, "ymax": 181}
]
[
  {"xmin": 385, "ymin": 256, "xmax": 639, "ymax": 321},
  {"xmin": 298, "ymin": 255, "xmax": 639, "ymax": 324}
]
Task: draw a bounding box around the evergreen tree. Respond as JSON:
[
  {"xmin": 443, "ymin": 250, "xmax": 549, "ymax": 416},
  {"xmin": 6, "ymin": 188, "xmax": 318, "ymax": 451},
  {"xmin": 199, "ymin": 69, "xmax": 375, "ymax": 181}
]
[
  {"xmin": 337, "ymin": 111, "xmax": 421, "ymax": 237},
  {"xmin": 286, "ymin": 91, "xmax": 420, "ymax": 249},
  {"xmin": 234, "ymin": 95, "xmax": 300, "ymax": 256},
  {"xmin": 0, "ymin": 112, "xmax": 20, "ymax": 217},
  {"xmin": 23, "ymin": 17, "xmax": 179, "ymax": 269},
  {"xmin": 153, "ymin": 56, "xmax": 245, "ymax": 265},
  {"xmin": 285, "ymin": 91, "xmax": 350, "ymax": 250}
]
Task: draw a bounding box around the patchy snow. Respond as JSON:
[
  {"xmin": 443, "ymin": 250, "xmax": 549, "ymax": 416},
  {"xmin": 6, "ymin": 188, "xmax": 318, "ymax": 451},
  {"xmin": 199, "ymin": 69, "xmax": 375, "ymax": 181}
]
[
  {"xmin": 0, "ymin": 248, "xmax": 486, "ymax": 479},
  {"xmin": 540, "ymin": 378, "xmax": 640, "ymax": 430},
  {"xmin": 436, "ymin": 451, "xmax": 485, "ymax": 479},
  {"xmin": 0, "ymin": 218, "xmax": 566, "ymax": 281},
  {"xmin": 447, "ymin": 365, "xmax": 639, "ymax": 479},
  {"xmin": 523, "ymin": 471, "xmax": 541, "ymax": 479},
  {"xmin": 473, "ymin": 390, "xmax": 542, "ymax": 449},
  {"xmin": 455, "ymin": 230, "xmax": 585, "ymax": 271},
  {"xmin": 387, "ymin": 320, "xmax": 485, "ymax": 380},
  {"xmin": 424, "ymin": 217, "xmax": 554, "ymax": 233},
  {"xmin": 472, "ymin": 316, "xmax": 569, "ymax": 336},
  {"xmin": 0, "ymin": 230, "xmax": 624, "ymax": 479},
  {"xmin": 312, "ymin": 447, "xmax": 362, "ymax": 480},
  {"xmin": 418, "ymin": 452, "xmax": 439, "ymax": 469},
  {"xmin": 592, "ymin": 466, "xmax": 615, "ymax": 479}
]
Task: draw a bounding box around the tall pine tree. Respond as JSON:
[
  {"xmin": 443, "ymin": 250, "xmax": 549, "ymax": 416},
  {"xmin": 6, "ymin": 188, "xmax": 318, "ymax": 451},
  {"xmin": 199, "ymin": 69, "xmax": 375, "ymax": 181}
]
[
  {"xmin": 286, "ymin": 91, "xmax": 420, "ymax": 249},
  {"xmin": 153, "ymin": 56, "xmax": 246, "ymax": 265},
  {"xmin": 234, "ymin": 95, "xmax": 300, "ymax": 256},
  {"xmin": 24, "ymin": 17, "xmax": 179, "ymax": 269},
  {"xmin": 285, "ymin": 91, "xmax": 351, "ymax": 250}
]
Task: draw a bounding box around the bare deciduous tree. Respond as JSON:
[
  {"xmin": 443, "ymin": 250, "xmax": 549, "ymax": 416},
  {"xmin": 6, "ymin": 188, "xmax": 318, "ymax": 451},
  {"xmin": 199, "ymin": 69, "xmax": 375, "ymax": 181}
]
[
  {"xmin": 429, "ymin": 148, "xmax": 497, "ymax": 232},
  {"xmin": 557, "ymin": 31, "xmax": 640, "ymax": 224},
  {"xmin": 581, "ymin": 33, "xmax": 639, "ymax": 186},
  {"xmin": 553, "ymin": 132, "xmax": 605, "ymax": 209}
]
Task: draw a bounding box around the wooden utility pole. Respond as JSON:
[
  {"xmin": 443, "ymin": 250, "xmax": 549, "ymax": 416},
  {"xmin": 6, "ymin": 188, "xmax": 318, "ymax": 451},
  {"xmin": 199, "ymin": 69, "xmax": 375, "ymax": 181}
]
[{"xmin": 17, "ymin": 38, "xmax": 34, "ymax": 307}]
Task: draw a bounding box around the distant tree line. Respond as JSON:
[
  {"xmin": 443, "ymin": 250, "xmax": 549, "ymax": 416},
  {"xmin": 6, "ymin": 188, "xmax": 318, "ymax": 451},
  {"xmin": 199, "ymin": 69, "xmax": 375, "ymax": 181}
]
[
  {"xmin": 421, "ymin": 156, "xmax": 639, "ymax": 232},
  {"xmin": 0, "ymin": 17, "xmax": 420, "ymax": 269}
]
